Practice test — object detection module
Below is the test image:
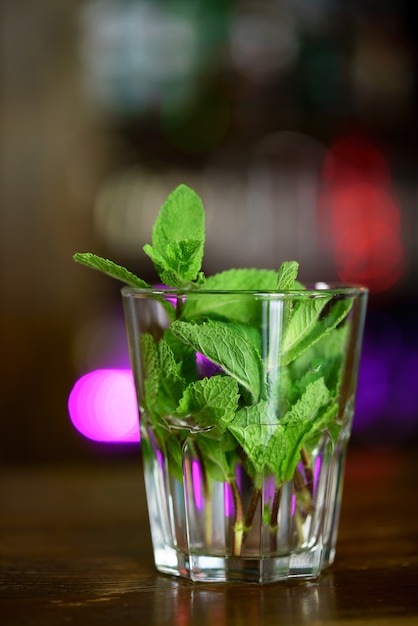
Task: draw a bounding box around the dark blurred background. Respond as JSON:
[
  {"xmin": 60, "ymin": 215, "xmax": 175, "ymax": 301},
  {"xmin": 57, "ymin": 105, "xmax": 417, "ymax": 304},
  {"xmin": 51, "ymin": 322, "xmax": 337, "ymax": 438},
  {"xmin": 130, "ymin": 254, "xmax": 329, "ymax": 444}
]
[{"xmin": 1, "ymin": 0, "xmax": 417, "ymax": 466}]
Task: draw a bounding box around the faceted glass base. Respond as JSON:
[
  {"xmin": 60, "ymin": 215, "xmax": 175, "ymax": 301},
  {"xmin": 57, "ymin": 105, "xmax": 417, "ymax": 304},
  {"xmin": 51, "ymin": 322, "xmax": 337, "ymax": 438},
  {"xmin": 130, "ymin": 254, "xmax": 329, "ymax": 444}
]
[
  {"xmin": 154, "ymin": 547, "xmax": 325, "ymax": 584},
  {"xmin": 142, "ymin": 428, "xmax": 346, "ymax": 584}
]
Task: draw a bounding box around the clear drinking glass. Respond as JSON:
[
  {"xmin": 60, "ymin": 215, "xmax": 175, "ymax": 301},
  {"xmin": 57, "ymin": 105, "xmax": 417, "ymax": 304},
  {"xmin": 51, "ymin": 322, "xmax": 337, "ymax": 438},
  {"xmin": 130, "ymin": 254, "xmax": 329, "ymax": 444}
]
[{"xmin": 122, "ymin": 285, "xmax": 368, "ymax": 583}]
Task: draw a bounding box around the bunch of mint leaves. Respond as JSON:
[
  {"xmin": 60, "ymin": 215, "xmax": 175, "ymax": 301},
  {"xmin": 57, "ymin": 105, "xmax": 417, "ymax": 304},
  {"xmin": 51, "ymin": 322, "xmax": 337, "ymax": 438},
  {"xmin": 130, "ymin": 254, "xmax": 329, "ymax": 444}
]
[{"xmin": 74, "ymin": 183, "xmax": 352, "ymax": 510}]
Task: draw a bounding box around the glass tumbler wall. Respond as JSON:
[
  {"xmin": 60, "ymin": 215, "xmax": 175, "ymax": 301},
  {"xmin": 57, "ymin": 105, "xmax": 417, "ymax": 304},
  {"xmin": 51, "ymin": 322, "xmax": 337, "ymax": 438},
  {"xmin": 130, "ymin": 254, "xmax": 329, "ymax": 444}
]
[{"xmin": 122, "ymin": 286, "xmax": 368, "ymax": 583}]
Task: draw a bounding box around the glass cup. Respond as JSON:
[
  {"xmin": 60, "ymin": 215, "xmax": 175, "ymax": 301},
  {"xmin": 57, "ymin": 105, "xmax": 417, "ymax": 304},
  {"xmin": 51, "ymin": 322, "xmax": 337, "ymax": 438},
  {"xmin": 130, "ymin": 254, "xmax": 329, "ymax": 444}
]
[{"xmin": 122, "ymin": 284, "xmax": 368, "ymax": 583}]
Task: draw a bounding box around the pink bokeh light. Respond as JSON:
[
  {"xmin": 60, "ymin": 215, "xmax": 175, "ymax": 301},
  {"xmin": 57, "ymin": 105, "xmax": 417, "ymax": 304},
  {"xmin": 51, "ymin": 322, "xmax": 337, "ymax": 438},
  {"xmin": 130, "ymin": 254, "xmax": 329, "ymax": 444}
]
[
  {"xmin": 68, "ymin": 369, "xmax": 140, "ymax": 442},
  {"xmin": 191, "ymin": 459, "xmax": 203, "ymax": 510}
]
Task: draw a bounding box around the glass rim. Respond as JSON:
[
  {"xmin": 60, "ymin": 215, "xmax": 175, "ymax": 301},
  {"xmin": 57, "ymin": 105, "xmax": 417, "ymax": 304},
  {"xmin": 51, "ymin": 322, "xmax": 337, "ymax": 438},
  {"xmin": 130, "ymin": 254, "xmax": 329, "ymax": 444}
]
[{"xmin": 121, "ymin": 283, "xmax": 369, "ymax": 299}]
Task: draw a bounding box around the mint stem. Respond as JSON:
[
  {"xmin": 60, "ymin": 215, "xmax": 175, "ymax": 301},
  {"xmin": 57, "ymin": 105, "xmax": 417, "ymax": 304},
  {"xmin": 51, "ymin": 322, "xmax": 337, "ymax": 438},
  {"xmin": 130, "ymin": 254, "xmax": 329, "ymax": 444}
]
[
  {"xmin": 300, "ymin": 446, "xmax": 314, "ymax": 497},
  {"xmin": 230, "ymin": 480, "xmax": 244, "ymax": 556},
  {"xmin": 175, "ymin": 295, "xmax": 184, "ymax": 319},
  {"xmin": 242, "ymin": 487, "xmax": 261, "ymax": 547},
  {"xmin": 269, "ymin": 486, "xmax": 281, "ymax": 552}
]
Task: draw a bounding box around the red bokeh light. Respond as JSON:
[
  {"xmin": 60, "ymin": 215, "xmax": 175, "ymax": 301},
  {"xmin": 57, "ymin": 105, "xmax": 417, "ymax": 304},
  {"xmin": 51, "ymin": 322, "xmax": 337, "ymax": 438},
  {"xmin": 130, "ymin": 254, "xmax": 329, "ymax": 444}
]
[
  {"xmin": 334, "ymin": 221, "xmax": 404, "ymax": 292},
  {"xmin": 318, "ymin": 135, "xmax": 405, "ymax": 293},
  {"xmin": 321, "ymin": 136, "xmax": 392, "ymax": 189}
]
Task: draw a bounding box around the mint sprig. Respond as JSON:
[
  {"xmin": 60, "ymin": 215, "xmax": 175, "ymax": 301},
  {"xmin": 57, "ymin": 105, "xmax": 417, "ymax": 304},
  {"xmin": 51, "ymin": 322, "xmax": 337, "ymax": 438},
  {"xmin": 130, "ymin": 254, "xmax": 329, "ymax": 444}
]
[
  {"xmin": 143, "ymin": 183, "xmax": 205, "ymax": 288},
  {"xmin": 74, "ymin": 183, "xmax": 355, "ymax": 556}
]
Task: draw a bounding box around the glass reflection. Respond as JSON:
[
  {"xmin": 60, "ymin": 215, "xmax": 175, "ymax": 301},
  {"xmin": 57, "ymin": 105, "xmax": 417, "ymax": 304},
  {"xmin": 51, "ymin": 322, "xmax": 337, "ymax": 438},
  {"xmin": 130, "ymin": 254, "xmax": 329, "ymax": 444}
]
[{"xmin": 151, "ymin": 574, "xmax": 337, "ymax": 625}]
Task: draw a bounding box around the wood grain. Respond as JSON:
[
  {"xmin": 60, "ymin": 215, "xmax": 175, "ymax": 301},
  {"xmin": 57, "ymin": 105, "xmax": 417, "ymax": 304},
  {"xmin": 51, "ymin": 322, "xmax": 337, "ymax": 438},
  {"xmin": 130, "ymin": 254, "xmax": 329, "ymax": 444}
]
[{"xmin": 1, "ymin": 447, "xmax": 417, "ymax": 625}]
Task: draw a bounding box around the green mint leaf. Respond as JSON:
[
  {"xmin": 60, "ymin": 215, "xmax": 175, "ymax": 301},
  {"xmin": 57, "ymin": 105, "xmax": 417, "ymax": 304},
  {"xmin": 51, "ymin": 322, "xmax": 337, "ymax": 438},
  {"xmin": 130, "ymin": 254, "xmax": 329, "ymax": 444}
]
[
  {"xmin": 140, "ymin": 335, "xmax": 187, "ymax": 482},
  {"xmin": 165, "ymin": 434, "xmax": 186, "ymax": 482},
  {"xmin": 141, "ymin": 334, "xmax": 186, "ymax": 418},
  {"xmin": 73, "ymin": 253, "xmax": 176, "ymax": 320},
  {"xmin": 276, "ymin": 261, "xmax": 300, "ymax": 290},
  {"xmin": 73, "ymin": 253, "xmax": 150, "ymax": 288},
  {"xmin": 163, "ymin": 328, "xmax": 197, "ymax": 384},
  {"xmin": 228, "ymin": 401, "xmax": 276, "ymax": 474},
  {"xmin": 286, "ymin": 398, "xmax": 340, "ymax": 471},
  {"xmin": 287, "ymin": 324, "xmax": 349, "ymax": 404},
  {"xmin": 275, "ymin": 261, "xmax": 303, "ymax": 338},
  {"xmin": 200, "ymin": 268, "xmax": 279, "ymax": 290},
  {"xmin": 156, "ymin": 338, "xmax": 186, "ymax": 413},
  {"xmin": 265, "ymin": 378, "xmax": 332, "ymax": 483},
  {"xmin": 194, "ymin": 435, "xmax": 237, "ymax": 482},
  {"xmin": 142, "ymin": 425, "xmax": 186, "ymax": 484},
  {"xmin": 171, "ymin": 319, "xmax": 264, "ymax": 403},
  {"xmin": 281, "ymin": 298, "xmax": 353, "ymax": 366},
  {"xmin": 176, "ymin": 376, "xmax": 239, "ymax": 431},
  {"xmin": 141, "ymin": 333, "xmax": 160, "ymax": 409},
  {"xmin": 143, "ymin": 184, "xmax": 205, "ymax": 285},
  {"xmin": 282, "ymin": 297, "xmax": 330, "ymax": 358},
  {"xmin": 182, "ymin": 268, "xmax": 278, "ymax": 325},
  {"xmin": 150, "ymin": 184, "xmax": 205, "ymax": 252},
  {"xmin": 143, "ymin": 239, "xmax": 205, "ymax": 288},
  {"xmin": 228, "ymin": 378, "xmax": 336, "ymax": 483},
  {"xmin": 166, "ymin": 240, "xmax": 205, "ymax": 280}
]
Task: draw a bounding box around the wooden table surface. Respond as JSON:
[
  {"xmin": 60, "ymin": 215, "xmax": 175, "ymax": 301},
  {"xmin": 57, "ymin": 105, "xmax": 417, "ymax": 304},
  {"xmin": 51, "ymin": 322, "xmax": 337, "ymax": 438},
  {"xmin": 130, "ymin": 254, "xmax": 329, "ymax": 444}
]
[{"xmin": 1, "ymin": 446, "xmax": 418, "ymax": 625}]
